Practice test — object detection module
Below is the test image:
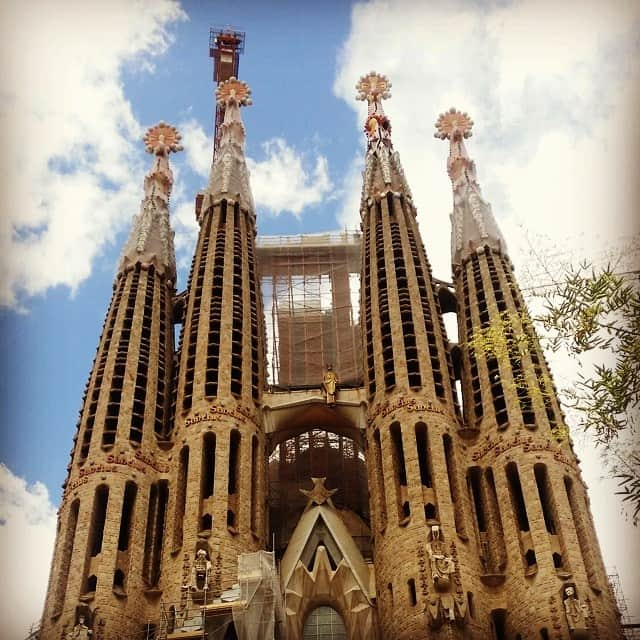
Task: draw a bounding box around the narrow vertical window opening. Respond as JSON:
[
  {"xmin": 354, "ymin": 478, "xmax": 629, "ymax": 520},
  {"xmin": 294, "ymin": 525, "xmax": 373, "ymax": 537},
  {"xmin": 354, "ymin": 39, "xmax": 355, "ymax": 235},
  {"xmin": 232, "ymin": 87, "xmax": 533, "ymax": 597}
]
[{"xmin": 117, "ymin": 482, "xmax": 137, "ymax": 552}]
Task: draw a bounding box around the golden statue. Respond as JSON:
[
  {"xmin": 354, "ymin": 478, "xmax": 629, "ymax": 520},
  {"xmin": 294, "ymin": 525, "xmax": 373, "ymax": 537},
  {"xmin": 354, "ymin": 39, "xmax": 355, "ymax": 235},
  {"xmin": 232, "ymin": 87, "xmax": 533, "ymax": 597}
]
[{"xmin": 322, "ymin": 365, "xmax": 338, "ymax": 405}]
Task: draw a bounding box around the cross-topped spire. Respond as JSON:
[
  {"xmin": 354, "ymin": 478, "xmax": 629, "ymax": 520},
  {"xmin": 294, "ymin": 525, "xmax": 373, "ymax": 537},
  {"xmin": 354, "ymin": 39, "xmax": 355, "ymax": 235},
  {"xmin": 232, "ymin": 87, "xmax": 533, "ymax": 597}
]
[
  {"xmin": 118, "ymin": 122, "xmax": 181, "ymax": 277},
  {"xmin": 356, "ymin": 72, "xmax": 393, "ymax": 150},
  {"xmin": 434, "ymin": 108, "xmax": 507, "ymax": 266},
  {"xmin": 214, "ymin": 77, "xmax": 252, "ymax": 150},
  {"xmin": 355, "ymin": 72, "xmax": 413, "ymax": 205},
  {"xmin": 141, "ymin": 122, "xmax": 182, "ymax": 200},
  {"xmin": 206, "ymin": 77, "xmax": 254, "ymax": 212}
]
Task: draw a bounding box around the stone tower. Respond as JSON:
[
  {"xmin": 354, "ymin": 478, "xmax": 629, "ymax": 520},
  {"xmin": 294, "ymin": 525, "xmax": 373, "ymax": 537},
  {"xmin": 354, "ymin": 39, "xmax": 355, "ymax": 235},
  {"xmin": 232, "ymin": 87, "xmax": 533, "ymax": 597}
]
[
  {"xmin": 40, "ymin": 123, "xmax": 182, "ymax": 639},
  {"xmin": 356, "ymin": 73, "xmax": 473, "ymax": 638},
  {"xmin": 160, "ymin": 76, "xmax": 267, "ymax": 621},
  {"xmin": 436, "ymin": 107, "xmax": 621, "ymax": 638},
  {"xmin": 38, "ymin": 62, "xmax": 623, "ymax": 640}
]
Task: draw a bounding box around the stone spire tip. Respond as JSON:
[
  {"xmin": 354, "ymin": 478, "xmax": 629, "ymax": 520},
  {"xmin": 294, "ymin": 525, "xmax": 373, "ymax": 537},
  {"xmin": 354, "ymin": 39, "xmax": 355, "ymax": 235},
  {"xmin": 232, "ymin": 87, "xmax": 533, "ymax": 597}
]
[
  {"xmin": 215, "ymin": 77, "xmax": 253, "ymax": 107},
  {"xmin": 143, "ymin": 122, "xmax": 183, "ymax": 156},
  {"xmin": 356, "ymin": 72, "xmax": 393, "ymax": 150},
  {"xmin": 355, "ymin": 71, "xmax": 392, "ymax": 103},
  {"xmin": 435, "ymin": 109, "xmax": 508, "ymax": 264},
  {"xmin": 434, "ymin": 107, "xmax": 474, "ymax": 141}
]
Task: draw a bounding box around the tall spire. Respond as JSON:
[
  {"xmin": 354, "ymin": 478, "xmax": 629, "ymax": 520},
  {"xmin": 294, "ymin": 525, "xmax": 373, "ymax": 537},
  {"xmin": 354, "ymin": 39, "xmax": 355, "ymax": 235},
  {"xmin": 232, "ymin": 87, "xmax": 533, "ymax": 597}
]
[
  {"xmin": 435, "ymin": 108, "xmax": 507, "ymax": 266},
  {"xmin": 119, "ymin": 122, "xmax": 182, "ymax": 279},
  {"xmin": 206, "ymin": 77, "xmax": 254, "ymax": 212},
  {"xmin": 356, "ymin": 72, "xmax": 412, "ymax": 207}
]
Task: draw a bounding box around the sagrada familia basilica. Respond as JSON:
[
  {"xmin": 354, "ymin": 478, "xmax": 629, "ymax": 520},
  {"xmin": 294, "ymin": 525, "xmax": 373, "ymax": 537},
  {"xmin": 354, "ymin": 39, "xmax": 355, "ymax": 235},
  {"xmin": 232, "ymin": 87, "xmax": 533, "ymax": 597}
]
[{"xmin": 38, "ymin": 35, "xmax": 623, "ymax": 640}]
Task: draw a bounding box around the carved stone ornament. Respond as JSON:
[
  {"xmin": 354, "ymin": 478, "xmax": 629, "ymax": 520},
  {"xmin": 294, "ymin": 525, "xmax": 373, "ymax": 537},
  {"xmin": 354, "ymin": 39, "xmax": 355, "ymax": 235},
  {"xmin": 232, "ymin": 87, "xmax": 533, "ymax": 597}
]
[
  {"xmin": 425, "ymin": 525, "xmax": 466, "ymax": 629},
  {"xmin": 563, "ymin": 584, "xmax": 590, "ymax": 639},
  {"xmin": 322, "ymin": 364, "xmax": 339, "ymax": 405},
  {"xmin": 300, "ymin": 477, "xmax": 338, "ymax": 510},
  {"xmin": 66, "ymin": 615, "xmax": 92, "ymax": 640}
]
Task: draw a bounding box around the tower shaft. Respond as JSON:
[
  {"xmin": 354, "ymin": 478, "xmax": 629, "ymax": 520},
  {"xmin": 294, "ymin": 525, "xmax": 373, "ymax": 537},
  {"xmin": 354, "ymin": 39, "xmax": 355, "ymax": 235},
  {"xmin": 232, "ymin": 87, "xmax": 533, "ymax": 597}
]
[
  {"xmin": 356, "ymin": 73, "xmax": 470, "ymax": 638},
  {"xmin": 40, "ymin": 124, "xmax": 181, "ymax": 640},
  {"xmin": 164, "ymin": 78, "xmax": 267, "ymax": 613},
  {"xmin": 437, "ymin": 108, "xmax": 622, "ymax": 637}
]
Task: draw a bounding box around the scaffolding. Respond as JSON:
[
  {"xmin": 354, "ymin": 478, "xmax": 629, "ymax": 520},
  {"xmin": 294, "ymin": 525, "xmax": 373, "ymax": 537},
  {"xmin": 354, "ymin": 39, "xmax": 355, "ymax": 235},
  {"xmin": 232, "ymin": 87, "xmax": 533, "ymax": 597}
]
[
  {"xmin": 609, "ymin": 569, "xmax": 640, "ymax": 639},
  {"xmin": 257, "ymin": 231, "xmax": 363, "ymax": 389}
]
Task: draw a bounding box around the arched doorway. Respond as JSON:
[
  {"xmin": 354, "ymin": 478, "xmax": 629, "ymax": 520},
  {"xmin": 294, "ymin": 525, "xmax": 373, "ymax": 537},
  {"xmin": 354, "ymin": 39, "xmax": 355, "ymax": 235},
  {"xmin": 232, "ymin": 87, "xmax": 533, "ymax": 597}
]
[{"xmin": 302, "ymin": 606, "xmax": 347, "ymax": 640}]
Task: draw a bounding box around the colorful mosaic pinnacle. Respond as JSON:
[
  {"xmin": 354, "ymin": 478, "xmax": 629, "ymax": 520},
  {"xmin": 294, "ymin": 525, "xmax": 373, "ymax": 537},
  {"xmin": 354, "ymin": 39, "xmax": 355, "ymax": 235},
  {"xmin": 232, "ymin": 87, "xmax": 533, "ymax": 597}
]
[
  {"xmin": 434, "ymin": 107, "xmax": 474, "ymax": 140},
  {"xmin": 143, "ymin": 122, "xmax": 183, "ymax": 156},
  {"xmin": 215, "ymin": 76, "xmax": 253, "ymax": 106}
]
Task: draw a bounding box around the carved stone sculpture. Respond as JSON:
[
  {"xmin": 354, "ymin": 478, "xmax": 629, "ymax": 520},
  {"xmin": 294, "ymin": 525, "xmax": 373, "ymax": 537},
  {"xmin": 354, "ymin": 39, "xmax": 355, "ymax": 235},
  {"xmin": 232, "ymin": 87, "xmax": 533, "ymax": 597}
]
[
  {"xmin": 191, "ymin": 548, "xmax": 212, "ymax": 592},
  {"xmin": 322, "ymin": 365, "xmax": 338, "ymax": 405},
  {"xmin": 426, "ymin": 526, "xmax": 465, "ymax": 628},
  {"xmin": 426, "ymin": 525, "xmax": 455, "ymax": 591},
  {"xmin": 66, "ymin": 615, "xmax": 92, "ymax": 640},
  {"xmin": 563, "ymin": 585, "xmax": 590, "ymax": 639}
]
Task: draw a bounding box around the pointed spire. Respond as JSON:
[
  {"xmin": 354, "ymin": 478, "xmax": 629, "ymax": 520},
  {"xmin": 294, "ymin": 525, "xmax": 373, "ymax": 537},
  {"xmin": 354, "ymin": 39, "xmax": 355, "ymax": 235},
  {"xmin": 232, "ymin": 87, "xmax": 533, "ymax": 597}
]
[
  {"xmin": 435, "ymin": 108, "xmax": 507, "ymax": 266},
  {"xmin": 118, "ymin": 122, "xmax": 182, "ymax": 279},
  {"xmin": 206, "ymin": 77, "xmax": 254, "ymax": 212},
  {"xmin": 355, "ymin": 72, "xmax": 413, "ymax": 208}
]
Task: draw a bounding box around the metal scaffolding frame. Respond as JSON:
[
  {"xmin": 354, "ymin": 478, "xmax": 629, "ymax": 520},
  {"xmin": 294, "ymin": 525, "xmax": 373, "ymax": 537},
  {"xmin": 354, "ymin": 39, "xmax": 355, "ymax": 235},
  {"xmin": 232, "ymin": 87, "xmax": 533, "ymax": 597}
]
[{"xmin": 257, "ymin": 231, "xmax": 363, "ymax": 389}]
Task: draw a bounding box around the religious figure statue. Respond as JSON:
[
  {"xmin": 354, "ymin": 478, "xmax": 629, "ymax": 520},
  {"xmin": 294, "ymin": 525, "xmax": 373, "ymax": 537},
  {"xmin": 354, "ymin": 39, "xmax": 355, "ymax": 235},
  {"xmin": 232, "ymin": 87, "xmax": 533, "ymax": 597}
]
[
  {"xmin": 66, "ymin": 615, "xmax": 92, "ymax": 640},
  {"xmin": 322, "ymin": 365, "xmax": 338, "ymax": 405},
  {"xmin": 563, "ymin": 585, "xmax": 590, "ymax": 639},
  {"xmin": 426, "ymin": 525, "xmax": 455, "ymax": 591},
  {"xmin": 426, "ymin": 525, "xmax": 465, "ymax": 628},
  {"xmin": 191, "ymin": 548, "xmax": 211, "ymax": 592}
]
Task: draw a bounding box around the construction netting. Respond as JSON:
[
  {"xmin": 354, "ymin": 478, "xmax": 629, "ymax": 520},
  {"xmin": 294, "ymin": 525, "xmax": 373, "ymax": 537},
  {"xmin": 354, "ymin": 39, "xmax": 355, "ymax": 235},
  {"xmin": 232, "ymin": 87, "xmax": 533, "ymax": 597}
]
[
  {"xmin": 257, "ymin": 232, "xmax": 363, "ymax": 389},
  {"xmin": 233, "ymin": 550, "xmax": 285, "ymax": 640}
]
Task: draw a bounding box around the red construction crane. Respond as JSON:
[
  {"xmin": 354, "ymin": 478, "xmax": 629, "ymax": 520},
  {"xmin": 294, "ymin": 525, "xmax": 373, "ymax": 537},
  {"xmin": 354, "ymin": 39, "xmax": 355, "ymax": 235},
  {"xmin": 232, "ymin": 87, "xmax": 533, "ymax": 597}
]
[{"xmin": 209, "ymin": 27, "xmax": 246, "ymax": 158}]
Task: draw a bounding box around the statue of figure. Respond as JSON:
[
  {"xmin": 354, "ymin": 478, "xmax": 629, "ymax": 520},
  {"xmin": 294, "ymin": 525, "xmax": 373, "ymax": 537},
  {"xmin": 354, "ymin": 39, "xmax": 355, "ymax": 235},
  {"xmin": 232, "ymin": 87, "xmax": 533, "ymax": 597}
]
[
  {"xmin": 66, "ymin": 615, "xmax": 92, "ymax": 640},
  {"xmin": 191, "ymin": 548, "xmax": 211, "ymax": 591},
  {"xmin": 426, "ymin": 525, "xmax": 455, "ymax": 592},
  {"xmin": 563, "ymin": 585, "xmax": 589, "ymax": 639},
  {"xmin": 322, "ymin": 365, "xmax": 338, "ymax": 405},
  {"xmin": 425, "ymin": 525, "xmax": 464, "ymax": 629}
]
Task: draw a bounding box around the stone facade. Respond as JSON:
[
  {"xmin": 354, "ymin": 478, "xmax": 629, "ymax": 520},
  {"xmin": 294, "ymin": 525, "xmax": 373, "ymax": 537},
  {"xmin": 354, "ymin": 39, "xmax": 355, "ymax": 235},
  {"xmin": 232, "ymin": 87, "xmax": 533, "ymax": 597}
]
[{"xmin": 40, "ymin": 74, "xmax": 622, "ymax": 640}]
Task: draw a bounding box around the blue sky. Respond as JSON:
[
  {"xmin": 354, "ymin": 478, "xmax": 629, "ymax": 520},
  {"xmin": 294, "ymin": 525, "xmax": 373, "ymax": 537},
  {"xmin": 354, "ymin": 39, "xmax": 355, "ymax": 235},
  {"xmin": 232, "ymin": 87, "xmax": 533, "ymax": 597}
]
[{"xmin": 1, "ymin": 0, "xmax": 639, "ymax": 636}]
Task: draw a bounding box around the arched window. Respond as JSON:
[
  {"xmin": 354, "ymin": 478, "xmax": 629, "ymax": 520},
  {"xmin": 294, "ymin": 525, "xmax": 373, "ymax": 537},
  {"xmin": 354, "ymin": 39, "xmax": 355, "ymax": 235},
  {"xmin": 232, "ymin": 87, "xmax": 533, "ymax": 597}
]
[{"xmin": 302, "ymin": 606, "xmax": 347, "ymax": 640}]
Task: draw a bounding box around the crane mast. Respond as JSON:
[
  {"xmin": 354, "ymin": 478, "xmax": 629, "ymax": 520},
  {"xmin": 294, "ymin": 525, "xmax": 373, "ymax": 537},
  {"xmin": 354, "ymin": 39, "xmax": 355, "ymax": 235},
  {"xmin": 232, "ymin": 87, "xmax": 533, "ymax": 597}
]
[{"xmin": 209, "ymin": 27, "xmax": 246, "ymax": 159}]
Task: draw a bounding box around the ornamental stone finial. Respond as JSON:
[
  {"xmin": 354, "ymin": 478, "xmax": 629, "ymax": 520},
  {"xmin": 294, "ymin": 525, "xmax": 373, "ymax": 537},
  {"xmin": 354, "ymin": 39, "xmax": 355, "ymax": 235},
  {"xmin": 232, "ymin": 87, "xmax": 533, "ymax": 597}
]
[
  {"xmin": 215, "ymin": 77, "xmax": 252, "ymax": 107},
  {"xmin": 356, "ymin": 72, "xmax": 393, "ymax": 151},
  {"xmin": 355, "ymin": 71, "xmax": 392, "ymax": 104},
  {"xmin": 434, "ymin": 107, "xmax": 474, "ymax": 141},
  {"xmin": 143, "ymin": 122, "xmax": 183, "ymax": 156}
]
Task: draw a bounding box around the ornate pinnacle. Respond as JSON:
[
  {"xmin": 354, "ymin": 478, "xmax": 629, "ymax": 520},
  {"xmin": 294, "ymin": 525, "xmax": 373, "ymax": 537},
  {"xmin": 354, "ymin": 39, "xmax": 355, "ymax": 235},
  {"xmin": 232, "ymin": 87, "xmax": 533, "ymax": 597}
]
[
  {"xmin": 355, "ymin": 71, "xmax": 392, "ymax": 104},
  {"xmin": 215, "ymin": 77, "xmax": 253, "ymax": 107},
  {"xmin": 434, "ymin": 107, "xmax": 474, "ymax": 140},
  {"xmin": 356, "ymin": 72, "xmax": 393, "ymax": 149},
  {"xmin": 144, "ymin": 122, "xmax": 183, "ymax": 156}
]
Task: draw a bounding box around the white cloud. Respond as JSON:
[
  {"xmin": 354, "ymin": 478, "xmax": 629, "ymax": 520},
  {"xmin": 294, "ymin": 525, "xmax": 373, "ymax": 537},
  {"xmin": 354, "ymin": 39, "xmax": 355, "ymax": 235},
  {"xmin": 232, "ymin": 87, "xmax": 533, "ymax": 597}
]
[
  {"xmin": 248, "ymin": 138, "xmax": 332, "ymax": 217},
  {"xmin": 336, "ymin": 154, "xmax": 364, "ymax": 231},
  {"xmin": 0, "ymin": 464, "xmax": 57, "ymax": 640},
  {"xmin": 0, "ymin": 0, "xmax": 186, "ymax": 308},
  {"xmin": 179, "ymin": 119, "xmax": 333, "ymax": 218},
  {"xmin": 336, "ymin": 0, "xmax": 640, "ymax": 614},
  {"xmin": 180, "ymin": 118, "xmax": 213, "ymax": 178}
]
